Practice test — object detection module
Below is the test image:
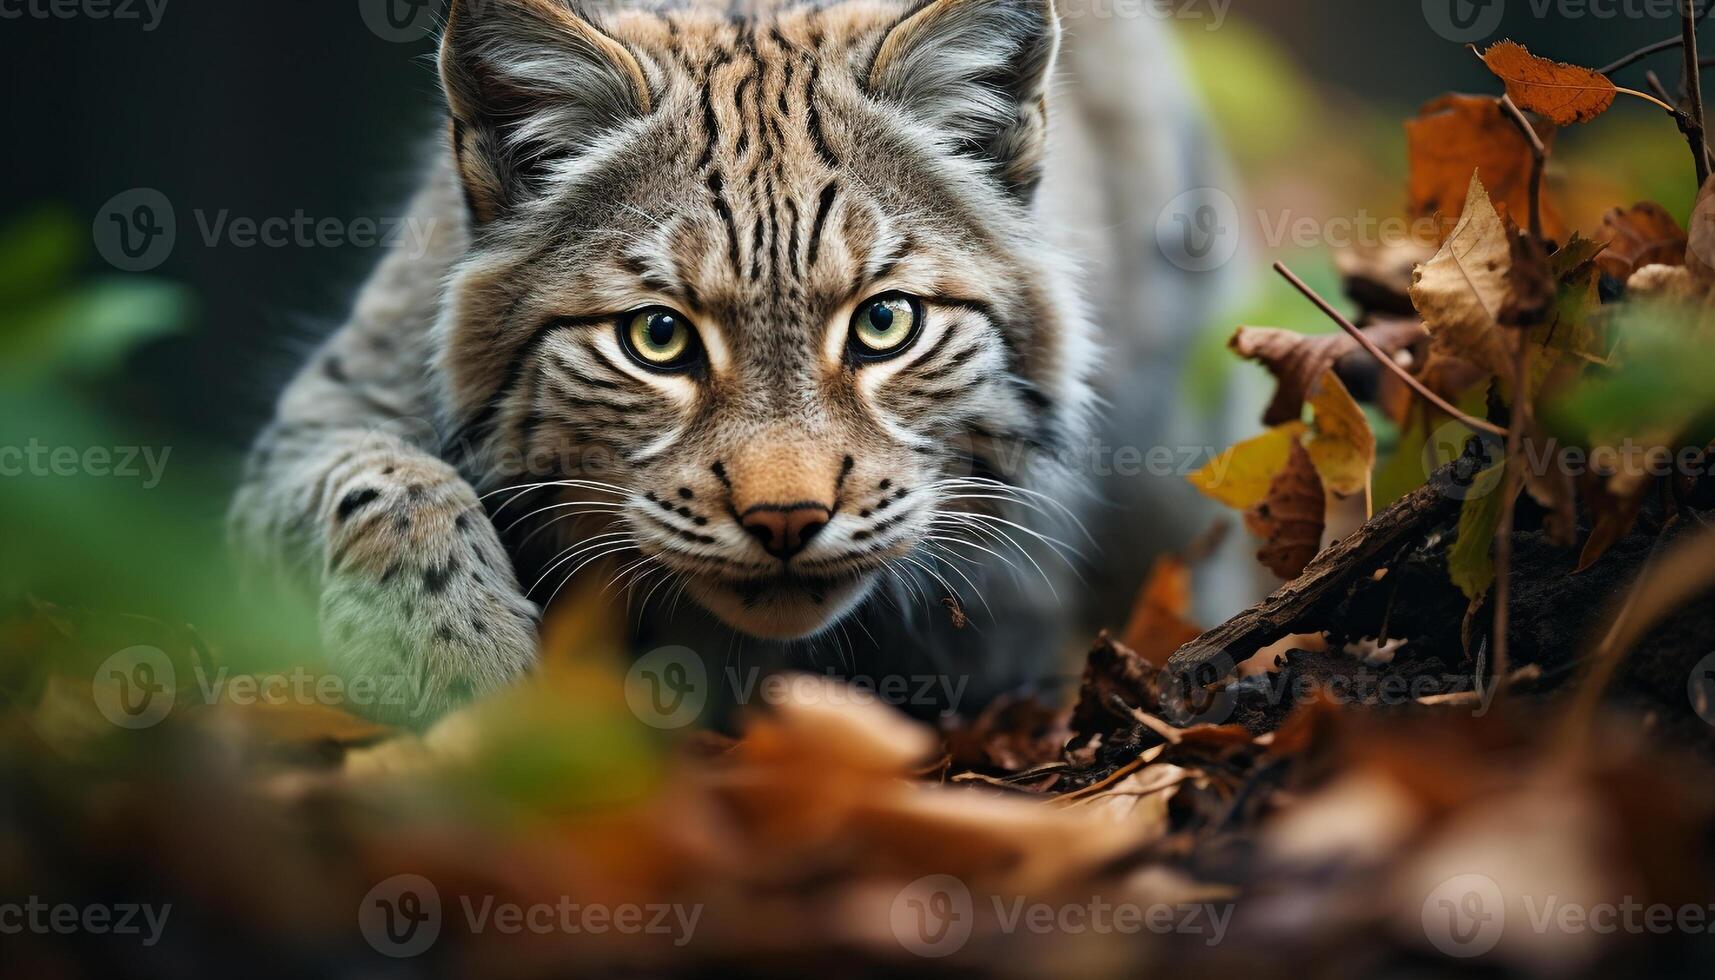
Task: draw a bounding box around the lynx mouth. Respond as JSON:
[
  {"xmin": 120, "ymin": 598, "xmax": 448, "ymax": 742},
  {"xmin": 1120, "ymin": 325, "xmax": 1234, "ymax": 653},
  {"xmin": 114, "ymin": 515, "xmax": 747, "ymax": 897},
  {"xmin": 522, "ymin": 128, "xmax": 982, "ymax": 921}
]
[{"xmin": 690, "ymin": 569, "xmax": 878, "ymax": 640}]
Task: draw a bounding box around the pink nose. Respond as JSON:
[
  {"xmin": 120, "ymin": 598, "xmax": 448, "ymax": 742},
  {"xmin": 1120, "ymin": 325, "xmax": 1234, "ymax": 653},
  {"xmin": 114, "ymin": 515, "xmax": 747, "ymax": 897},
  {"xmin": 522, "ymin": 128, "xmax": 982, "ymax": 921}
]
[{"xmin": 740, "ymin": 504, "xmax": 831, "ymax": 560}]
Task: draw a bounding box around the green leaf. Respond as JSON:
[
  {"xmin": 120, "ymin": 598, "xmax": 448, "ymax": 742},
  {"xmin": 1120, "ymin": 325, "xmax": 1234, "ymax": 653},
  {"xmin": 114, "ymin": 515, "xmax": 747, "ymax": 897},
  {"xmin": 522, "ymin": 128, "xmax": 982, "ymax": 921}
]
[
  {"xmin": 0, "ymin": 208, "xmax": 81, "ymax": 306},
  {"xmin": 1448, "ymin": 465, "xmax": 1511, "ymax": 601},
  {"xmin": 0, "ymin": 277, "xmax": 192, "ymax": 384}
]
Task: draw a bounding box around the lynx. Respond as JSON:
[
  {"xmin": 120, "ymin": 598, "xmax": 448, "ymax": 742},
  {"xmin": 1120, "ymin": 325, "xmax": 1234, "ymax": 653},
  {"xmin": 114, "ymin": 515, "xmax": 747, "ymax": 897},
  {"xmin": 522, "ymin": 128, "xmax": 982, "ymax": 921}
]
[{"xmin": 230, "ymin": 0, "xmax": 1225, "ymax": 723}]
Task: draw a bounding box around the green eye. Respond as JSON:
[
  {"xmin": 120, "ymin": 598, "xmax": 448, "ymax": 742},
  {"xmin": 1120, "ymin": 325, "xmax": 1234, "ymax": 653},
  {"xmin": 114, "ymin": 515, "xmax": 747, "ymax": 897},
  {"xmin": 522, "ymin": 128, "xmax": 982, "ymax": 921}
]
[
  {"xmin": 621, "ymin": 307, "xmax": 698, "ymax": 370},
  {"xmin": 850, "ymin": 294, "xmax": 922, "ymax": 359}
]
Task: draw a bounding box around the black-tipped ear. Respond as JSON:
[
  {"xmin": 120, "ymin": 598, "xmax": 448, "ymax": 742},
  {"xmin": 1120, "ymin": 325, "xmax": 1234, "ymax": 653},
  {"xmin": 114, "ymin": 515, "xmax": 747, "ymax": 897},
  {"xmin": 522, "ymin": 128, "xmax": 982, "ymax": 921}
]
[
  {"xmin": 440, "ymin": 0, "xmax": 653, "ymax": 222},
  {"xmin": 867, "ymin": 0, "xmax": 1059, "ymax": 200}
]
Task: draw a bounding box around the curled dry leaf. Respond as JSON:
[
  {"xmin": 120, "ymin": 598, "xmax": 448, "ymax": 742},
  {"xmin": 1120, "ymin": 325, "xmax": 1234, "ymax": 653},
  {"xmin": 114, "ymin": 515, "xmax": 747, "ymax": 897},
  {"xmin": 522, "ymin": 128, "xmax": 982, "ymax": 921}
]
[
  {"xmin": 1407, "ymin": 94, "xmax": 1562, "ymax": 242},
  {"xmin": 1245, "ymin": 441, "xmax": 1327, "ymax": 580},
  {"xmin": 1409, "ymin": 172, "xmax": 1519, "ymax": 382},
  {"xmin": 1229, "ymin": 322, "xmax": 1426, "ymax": 428},
  {"xmin": 1595, "ymin": 203, "xmax": 1687, "ymax": 281},
  {"xmin": 1479, "ymin": 41, "xmax": 1615, "ymax": 126}
]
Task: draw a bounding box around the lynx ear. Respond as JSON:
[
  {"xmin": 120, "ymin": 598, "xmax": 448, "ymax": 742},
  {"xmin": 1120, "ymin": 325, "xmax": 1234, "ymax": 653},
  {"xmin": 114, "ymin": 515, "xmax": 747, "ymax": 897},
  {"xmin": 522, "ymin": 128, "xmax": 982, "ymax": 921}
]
[
  {"xmin": 440, "ymin": 0, "xmax": 653, "ymax": 222},
  {"xmin": 867, "ymin": 0, "xmax": 1059, "ymax": 199}
]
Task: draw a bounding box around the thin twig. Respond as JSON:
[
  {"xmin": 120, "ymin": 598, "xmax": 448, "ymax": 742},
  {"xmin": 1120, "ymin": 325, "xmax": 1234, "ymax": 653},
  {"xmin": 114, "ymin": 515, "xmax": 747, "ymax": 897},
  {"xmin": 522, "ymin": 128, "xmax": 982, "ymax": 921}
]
[
  {"xmin": 1496, "ymin": 95, "xmax": 1546, "ymax": 240},
  {"xmin": 1490, "ymin": 340, "xmax": 1532, "ymax": 713},
  {"xmin": 1684, "ymin": 0, "xmax": 1712, "ymax": 186},
  {"xmin": 1598, "ymin": 0, "xmax": 1714, "ymax": 74},
  {"xmin": 1272, "ymin": 262, "xmax": 1508, "ymax": 438}
]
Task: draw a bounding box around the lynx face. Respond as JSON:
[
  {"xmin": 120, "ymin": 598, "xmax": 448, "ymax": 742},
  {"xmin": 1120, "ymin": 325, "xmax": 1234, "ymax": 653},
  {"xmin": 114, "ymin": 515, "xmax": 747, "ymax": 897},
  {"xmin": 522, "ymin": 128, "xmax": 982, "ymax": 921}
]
[{"xmin": 434, "ymin": 0, "xmax": 1091, "ymax": 640}]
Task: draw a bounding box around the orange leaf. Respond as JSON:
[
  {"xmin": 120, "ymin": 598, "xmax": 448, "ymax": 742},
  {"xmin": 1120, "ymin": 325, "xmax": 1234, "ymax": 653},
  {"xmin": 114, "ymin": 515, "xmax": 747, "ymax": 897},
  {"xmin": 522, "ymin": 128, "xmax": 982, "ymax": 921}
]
[
  {"xmin": 1480, "ymin": 41, "xmax": 1616, "ymax": 126},
  {"xmin": 1406, "ymin": 94, "xmax": 1562, "ymax": 242},
  {"xmin": 1119, "ymin": 555, "xmax": 1204, "ymax": 668}
]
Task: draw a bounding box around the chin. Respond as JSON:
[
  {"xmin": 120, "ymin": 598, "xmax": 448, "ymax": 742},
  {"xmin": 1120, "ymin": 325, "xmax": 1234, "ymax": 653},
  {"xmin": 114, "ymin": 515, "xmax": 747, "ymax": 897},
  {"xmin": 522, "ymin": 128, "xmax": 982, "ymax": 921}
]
[{"xmin": 688, "ymin": 571, "xmax": 878, "ymax": 640}]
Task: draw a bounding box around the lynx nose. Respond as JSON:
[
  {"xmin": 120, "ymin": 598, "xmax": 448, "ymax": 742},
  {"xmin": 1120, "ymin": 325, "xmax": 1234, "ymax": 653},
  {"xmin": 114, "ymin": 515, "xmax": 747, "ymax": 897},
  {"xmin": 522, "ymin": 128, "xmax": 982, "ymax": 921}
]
[{"xmin": 740, "ymin": 504, "xmax": 831, "ymax": 560}]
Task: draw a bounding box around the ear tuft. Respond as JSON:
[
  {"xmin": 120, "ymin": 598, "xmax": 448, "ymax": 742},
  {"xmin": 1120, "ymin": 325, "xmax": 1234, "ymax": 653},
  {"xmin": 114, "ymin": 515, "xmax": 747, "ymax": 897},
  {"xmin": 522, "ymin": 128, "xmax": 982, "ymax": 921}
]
[
  {"xmin": 868, "ymin": 0, "xmax": 1060, "ymax": 199},
  {"xmin": 441, "ymin": 0, "xmax": 653, "ymax": 222}
]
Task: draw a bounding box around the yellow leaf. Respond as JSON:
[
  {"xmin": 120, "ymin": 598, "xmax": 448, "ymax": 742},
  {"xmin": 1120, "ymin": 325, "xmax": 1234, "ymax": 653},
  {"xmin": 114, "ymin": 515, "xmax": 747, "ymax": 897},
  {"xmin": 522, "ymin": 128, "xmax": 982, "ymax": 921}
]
[
  {"xmin": 1186, "ymin": 422, "xmax": 1308, "ymax": 510},
  {"xmin": 1305, "ymin": 370, "xmax": 1376, "ymax": 497}
]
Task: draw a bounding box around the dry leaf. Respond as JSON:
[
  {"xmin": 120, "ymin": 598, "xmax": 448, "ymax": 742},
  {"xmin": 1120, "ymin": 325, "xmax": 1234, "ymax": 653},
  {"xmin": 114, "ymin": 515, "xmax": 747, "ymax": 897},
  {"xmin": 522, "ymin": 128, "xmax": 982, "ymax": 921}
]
[
  {"xmin": 1187, "ymin": 421, "xmax": 1309, "ymax": 510},
  {"xmin": 1685, "ymin": 173, "xmax": 1715, "ymax": 284},
  {"xmin": 1595, "ymin": 203, "xmax": 1687, "ymax": 281},
  {"xmin": 1407, "ymin": 94, "xmax": 1562, "ymax": 241},
  {"xmin": 1480, "ymin": 41, "xmax": 1615, "ymax": 126},
  {"xmin": 1246, "ymin": 441, "xmax": 1327, "ymax": 579},
  {"xmin": 1409, "ymin": 172, "xmax": 1518, "ymax": 381},
  {"xmin": 1120, "ymin": 555, "xmax": 1204, "ymax": 668},
  {"xmin": 1305, "ymin": 370, "xmax": 1377, "ymax": 498},
  {"xmin": 1229, "ymin": 323, "xmax": 1426, "ymax": 427}
]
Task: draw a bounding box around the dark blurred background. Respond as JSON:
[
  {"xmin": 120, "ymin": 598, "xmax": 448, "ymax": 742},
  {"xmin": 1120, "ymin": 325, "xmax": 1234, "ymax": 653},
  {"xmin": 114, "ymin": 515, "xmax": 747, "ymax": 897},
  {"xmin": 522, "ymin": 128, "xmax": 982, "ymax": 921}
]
[{"xmin": 0, "ymin": 0, "xmax": 1688, "ymax": 446}]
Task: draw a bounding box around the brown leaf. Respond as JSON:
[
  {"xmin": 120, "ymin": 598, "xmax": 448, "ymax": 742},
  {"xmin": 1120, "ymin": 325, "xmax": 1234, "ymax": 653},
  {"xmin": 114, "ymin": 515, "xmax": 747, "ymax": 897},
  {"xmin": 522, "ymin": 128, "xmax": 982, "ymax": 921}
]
[
  {"xmin": 1407, "ymin": 94, "xmax": 1562, "ymax": 242},
  {"xmin": 1686, "ymin": 174, "xmax": 1715, "ymax": 284},
  {"xmin": 1229, "ymin": 323, "xmax": 1426, "ymax": 427},
  {"xmin": 1480, "ymin": 41, "xmax": 1616, "ymax": 126},
  {"xmin": 1120, "ymin": 555, "xmax": 1204, "ymax": 668},
  {"xmin": 1068, "ymin": 632, "xmax": 1160, "ymax": 749},
  {"xmin": 1594, "ymin": 203, "xmax": 1687, "ymax": 281},
  {"xmin": 1246, "ymin": 441, "xmax": 1327, "ymax": 579}
]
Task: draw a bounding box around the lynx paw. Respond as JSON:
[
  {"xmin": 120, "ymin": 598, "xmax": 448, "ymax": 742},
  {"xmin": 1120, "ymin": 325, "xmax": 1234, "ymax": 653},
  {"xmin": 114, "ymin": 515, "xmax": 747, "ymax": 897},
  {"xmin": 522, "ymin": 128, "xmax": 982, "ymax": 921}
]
[{"xmin": 318, "ymin": 457, "xmax": 537, "ymax": 726}]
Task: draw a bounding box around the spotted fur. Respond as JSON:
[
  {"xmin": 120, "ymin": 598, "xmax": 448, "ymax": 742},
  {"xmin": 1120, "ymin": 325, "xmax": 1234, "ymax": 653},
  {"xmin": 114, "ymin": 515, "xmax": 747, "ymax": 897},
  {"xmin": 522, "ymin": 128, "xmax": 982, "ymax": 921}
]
[{"xmin": 231, "ymin": 0, "xmax": 1217, "ymax": 724}]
